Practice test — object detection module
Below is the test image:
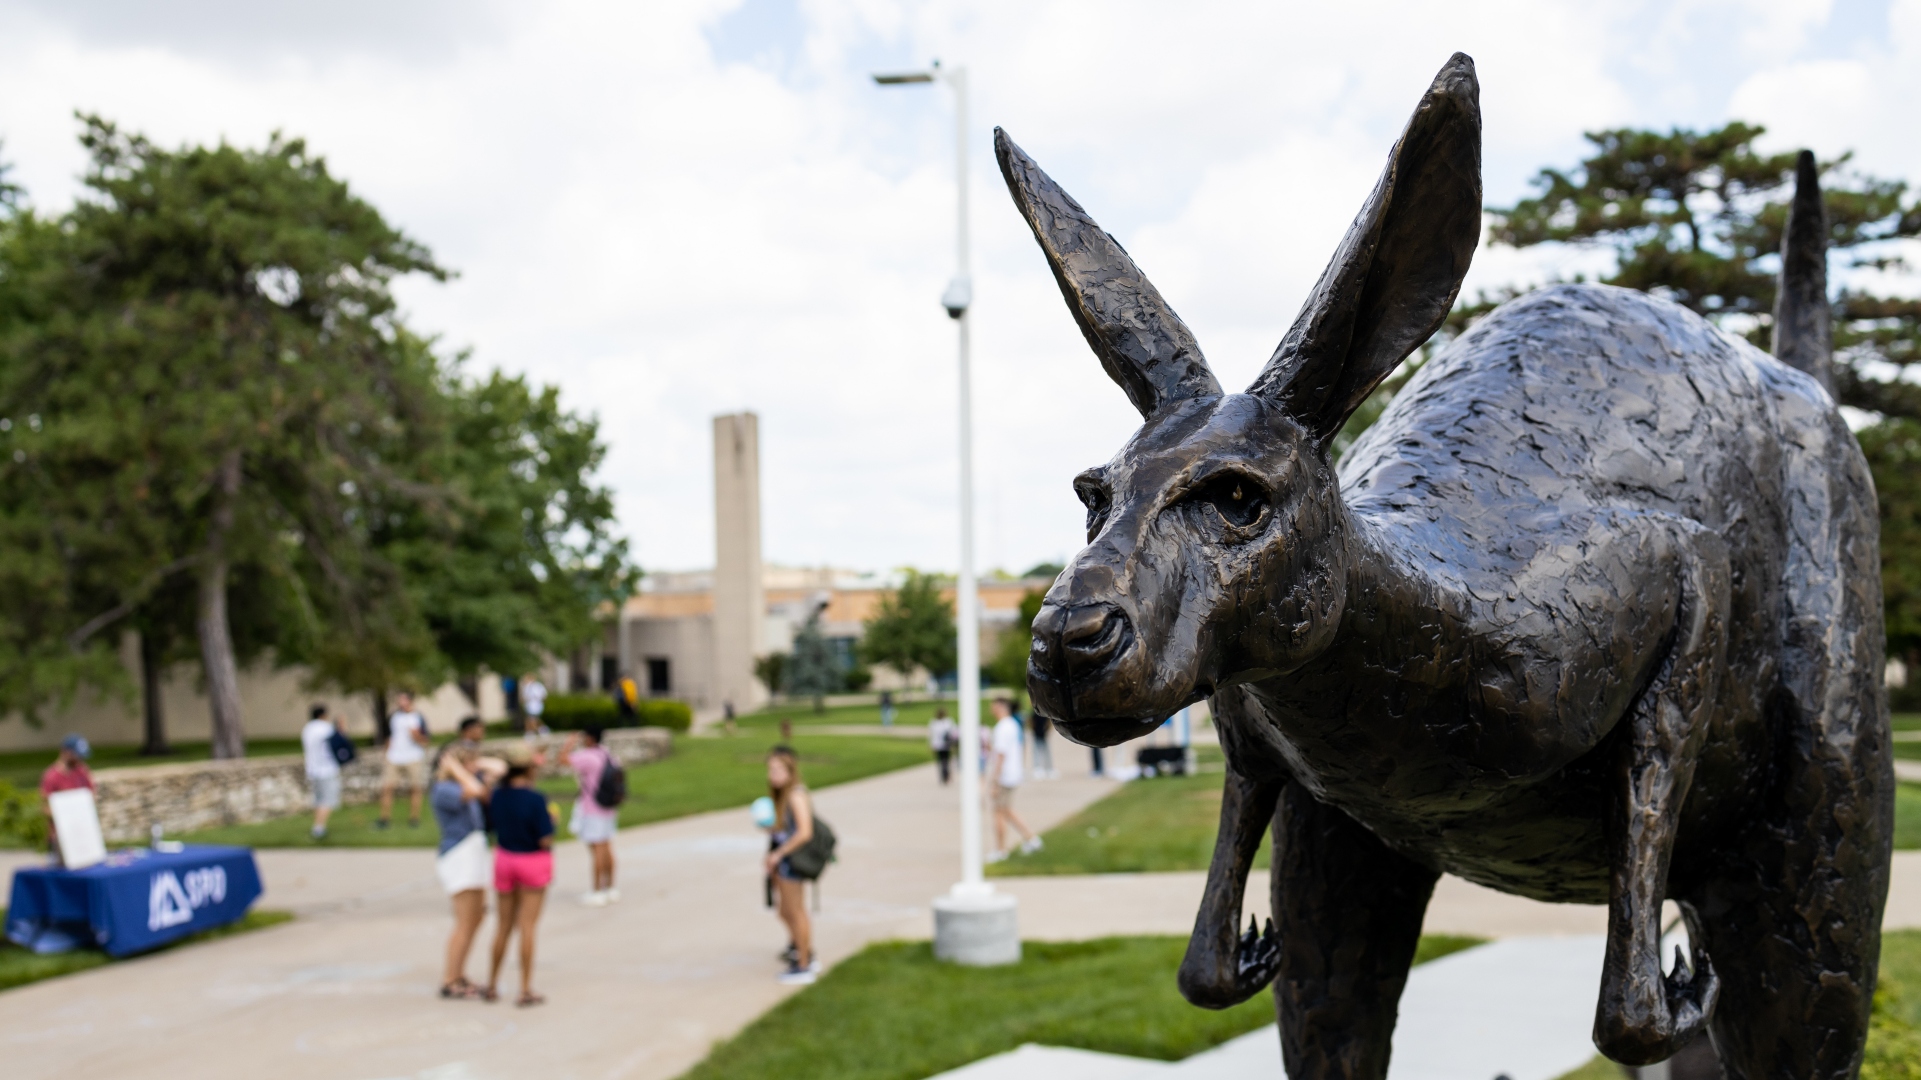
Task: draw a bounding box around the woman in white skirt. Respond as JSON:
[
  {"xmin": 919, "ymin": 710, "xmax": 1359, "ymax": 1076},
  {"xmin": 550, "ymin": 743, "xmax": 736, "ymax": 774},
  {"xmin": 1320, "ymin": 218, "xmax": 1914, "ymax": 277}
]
[{"xmin": 431, "ymin": 745, "xmax": 495, "ymax": 999}]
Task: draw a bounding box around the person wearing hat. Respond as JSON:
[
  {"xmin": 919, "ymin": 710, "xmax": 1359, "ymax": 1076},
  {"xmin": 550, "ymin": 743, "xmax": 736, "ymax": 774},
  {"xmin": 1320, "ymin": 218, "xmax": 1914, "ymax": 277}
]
[{"xmin": 40, "ymin": 735, "xmax": 95, "ymax": 863}]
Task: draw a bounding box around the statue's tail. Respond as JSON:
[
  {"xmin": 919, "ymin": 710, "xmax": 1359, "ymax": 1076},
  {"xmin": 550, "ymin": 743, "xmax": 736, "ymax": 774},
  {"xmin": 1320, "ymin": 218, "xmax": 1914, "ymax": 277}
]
[{"xmin": 1772, "ymin": 150, "xmax": 1833, "ymax": 395}]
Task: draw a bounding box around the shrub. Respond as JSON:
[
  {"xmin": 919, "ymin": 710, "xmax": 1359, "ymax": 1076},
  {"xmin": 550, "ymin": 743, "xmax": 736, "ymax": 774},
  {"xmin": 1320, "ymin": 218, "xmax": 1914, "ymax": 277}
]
[
  {"xmin": 637, "ymin": 699, "xmax": 693, "ymax": 732},
  {"xmin": 0, "ymin": 779, "xmax": 49, "ymax": 849},
  {"xmin": 542, "ymin": 693, "xmax": 619, "ymax": 730},
  {"xmin": 541, "ymin": 693, "xmax": 692, "ymax": 731}
]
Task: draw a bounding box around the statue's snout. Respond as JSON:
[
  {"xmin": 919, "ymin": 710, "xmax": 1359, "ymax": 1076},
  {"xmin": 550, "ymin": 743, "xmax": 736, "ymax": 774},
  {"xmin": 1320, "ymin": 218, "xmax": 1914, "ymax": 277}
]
[
  {"xmin": 1028, "ymin": 601, "xmax": 1163, "ymax": 743},
  {"xmin": 1059, "ymin": 603, "xmax": 1132, "ymax": 674}
]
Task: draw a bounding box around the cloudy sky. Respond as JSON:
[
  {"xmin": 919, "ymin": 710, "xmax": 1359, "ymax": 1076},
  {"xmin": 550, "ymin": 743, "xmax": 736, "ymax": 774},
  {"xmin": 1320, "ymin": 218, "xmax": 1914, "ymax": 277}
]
[{"xmin": 2, "ymin": 0, "xmax": 1917, "ymax": 576}]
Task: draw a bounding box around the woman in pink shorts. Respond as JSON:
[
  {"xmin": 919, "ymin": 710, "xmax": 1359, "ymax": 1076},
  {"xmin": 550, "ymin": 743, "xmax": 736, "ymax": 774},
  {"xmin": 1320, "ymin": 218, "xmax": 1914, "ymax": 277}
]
[{"xmin": 485, "ymin": 750, "xmax": 554, "ymax": 1006}]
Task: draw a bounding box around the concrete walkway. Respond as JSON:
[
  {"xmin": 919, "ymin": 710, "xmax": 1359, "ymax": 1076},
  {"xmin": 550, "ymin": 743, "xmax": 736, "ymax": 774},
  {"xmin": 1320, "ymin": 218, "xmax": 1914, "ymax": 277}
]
[{"xmin": 6, "ymin": 761, "xmax": 1921, "ymax": 1080}]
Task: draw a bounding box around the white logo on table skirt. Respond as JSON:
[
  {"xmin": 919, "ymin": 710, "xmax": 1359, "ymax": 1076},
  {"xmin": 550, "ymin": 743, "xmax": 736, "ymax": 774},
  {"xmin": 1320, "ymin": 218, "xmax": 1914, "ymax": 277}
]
[
  {"xmin": 147, "ymin": 866, "xmax": 225, "ymax": 932},
  {"xmin": 149, "ymin": 872, "xmax": 193, "ymax": 931}
]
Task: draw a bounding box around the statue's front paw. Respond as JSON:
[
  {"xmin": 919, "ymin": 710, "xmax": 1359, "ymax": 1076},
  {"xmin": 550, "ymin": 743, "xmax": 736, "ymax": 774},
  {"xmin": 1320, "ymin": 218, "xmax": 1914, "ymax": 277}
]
[
  {"xmin": 1594, "ymin": 945, "xmax": 1719, "ymax": 1065},
  {"xmin": 1235, "ymin": 915, "xmax": 1281, "ymax": 998}
]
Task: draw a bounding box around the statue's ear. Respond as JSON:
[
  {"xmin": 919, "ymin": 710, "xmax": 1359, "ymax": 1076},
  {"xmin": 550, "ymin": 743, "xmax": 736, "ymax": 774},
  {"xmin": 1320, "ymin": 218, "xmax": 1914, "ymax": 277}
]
[
  {"xmin": 996, "ymin": 129, "xmax": 1221, "ymax": 419},
  {"xmin": 1249, "ymin": 53, "xmax": 1482, "ymax": 444}
]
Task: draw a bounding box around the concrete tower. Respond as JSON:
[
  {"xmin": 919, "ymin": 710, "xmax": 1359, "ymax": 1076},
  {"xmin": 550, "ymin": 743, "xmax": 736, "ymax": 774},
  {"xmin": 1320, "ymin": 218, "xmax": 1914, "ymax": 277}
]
[{"xmin": 712, "ymin": 413, "xmax": 767, "ymax": 712}]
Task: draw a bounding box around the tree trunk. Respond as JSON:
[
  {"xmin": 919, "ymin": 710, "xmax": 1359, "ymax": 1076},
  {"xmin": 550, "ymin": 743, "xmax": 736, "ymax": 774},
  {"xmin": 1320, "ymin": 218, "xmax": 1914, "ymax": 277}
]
[
  {"xmin": 139, "ymin": 628, "xmax": 171, "ymax": 756},
  {"xmin": 197, "ymin": 449, "xmax": 246, "ymax": 760},
  {"xmin": 457, "ymin": 673, "xmax": 480, "ymax": 710},
  {"xmin": 373, "ymin": 689, "xmax": 389, "ymax": 746}
]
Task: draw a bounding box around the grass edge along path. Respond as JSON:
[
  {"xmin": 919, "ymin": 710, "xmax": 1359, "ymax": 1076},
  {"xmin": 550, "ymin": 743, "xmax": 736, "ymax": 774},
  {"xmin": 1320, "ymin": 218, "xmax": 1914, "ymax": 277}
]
[
  {"xmin": 679, "ymin": 934, "xmax": 1484, "ymax": 1080},
  {"xmin": 173, "ymin": 732, "xmax": 932, "ymax": 849},
  {"xmin": 0, "ymin": 908, "xmax": 293, "ymax": 992}
]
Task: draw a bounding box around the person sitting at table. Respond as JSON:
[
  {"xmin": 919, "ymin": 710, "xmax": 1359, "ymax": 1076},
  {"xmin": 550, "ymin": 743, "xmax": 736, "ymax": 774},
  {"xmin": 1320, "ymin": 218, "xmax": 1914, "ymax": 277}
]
[{"xmin": 40, "ymin": 735, "xmax": 94, "ymax": 865}]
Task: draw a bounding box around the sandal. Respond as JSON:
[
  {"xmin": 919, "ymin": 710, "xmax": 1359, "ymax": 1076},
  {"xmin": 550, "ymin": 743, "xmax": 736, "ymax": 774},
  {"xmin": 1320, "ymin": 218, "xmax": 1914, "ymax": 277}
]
[
  {"xmin": 439, "ymin": 978, "xmax": 481, "ymax": 1000},
  {"xmin": 477, "ymin": 985, "xmax": 500, "ymax": 1003},
  {"xmin": 516, "ymin": 991, "xmax": 546, "ymax": 1008}
]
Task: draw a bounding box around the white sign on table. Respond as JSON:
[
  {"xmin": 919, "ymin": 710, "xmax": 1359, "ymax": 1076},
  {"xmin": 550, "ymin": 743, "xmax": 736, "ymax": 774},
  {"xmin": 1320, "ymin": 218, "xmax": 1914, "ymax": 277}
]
[{"xmin": 47, "ymin": 787, "xmax": 107, "ymax": 870}]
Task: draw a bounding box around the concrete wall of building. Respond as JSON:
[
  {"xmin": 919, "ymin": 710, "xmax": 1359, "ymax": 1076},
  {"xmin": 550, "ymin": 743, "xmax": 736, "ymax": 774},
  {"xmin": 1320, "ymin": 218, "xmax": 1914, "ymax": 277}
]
[
  {"xmin": 0, "ymin": 631, "xmax": 505, "ymax": 752},
  {"xmin": 712, "ymin": 412, "xmax": 767, "ymax": 713},
  {"xmin": 624, "ymin": 613, "xmax": 718, "ymax": 710}
]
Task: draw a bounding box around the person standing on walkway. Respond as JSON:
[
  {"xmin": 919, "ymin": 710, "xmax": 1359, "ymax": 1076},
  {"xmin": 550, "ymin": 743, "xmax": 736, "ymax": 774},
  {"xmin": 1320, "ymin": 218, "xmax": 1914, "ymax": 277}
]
[
  {"xmin": 562, "ymin": 726, "xmax": 620, "ymax": 906},
  {"xmin": 486, "ymin": 745, "xmax": 553, "ymax": 1007},
  {"xmin": 39, "ymin": 735, "xmax": 93, "ymax": 863},
  {"xmin": 1028, "ymin": 708, "xmax": 1055, "ymax": 780},
  {"xmin": 928, "ymin": 708, "xmax": 956, "ymax": 785},
  {"xmin": 378, "ymin": 691, "xmax": 430, "ymax": 829},
  {"xmin": 986, "ymin": 699, "xmax": 1040, "ymax": 862},
  {"xmin": 300, "ymin": 705, "xmax": 344, "ymax": 840},
  {"xmin": 879, "ymin": 690, "xmax": 895, "ymax": 728},
  {"xmin": 432, "ymin": 745, "xmax": 493, "ymax": 999},
  {"xmin": 521, "ymin": 676, "xmax": 548, "ymax": 729},
  {"xmin": 763, "ymin": 745, "xmax": 818, "ymax": 985}
]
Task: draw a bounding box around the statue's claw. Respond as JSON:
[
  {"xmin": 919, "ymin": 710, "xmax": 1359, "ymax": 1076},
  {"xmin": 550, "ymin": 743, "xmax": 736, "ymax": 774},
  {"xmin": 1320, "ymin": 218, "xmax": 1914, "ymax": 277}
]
[
  {"xmin": 1595, "ymin": 943, "xmax": 1719, "ymax": 1065},
  {"xmin": 1235, "ymin": 915, "xmax": 1282, "ymax": 998}
]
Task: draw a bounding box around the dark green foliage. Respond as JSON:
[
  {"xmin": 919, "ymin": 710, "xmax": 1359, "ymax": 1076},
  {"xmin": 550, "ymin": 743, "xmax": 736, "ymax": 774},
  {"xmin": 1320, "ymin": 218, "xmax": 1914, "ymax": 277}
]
[
  {"xmin": 786, "ymin": 608, "xmax": 840, "ymax": 711},
  {"xmin": 534, "ymin": 693, "xmax": 691, "ymax": 732},
  {"xmin": 754, "ymin": 652, "xmax": 787, "ymax": 695},
  {"xmin": 0, "ymin": 779, "xmax": 47, "ymax": 848},
  {"xmin": 859, "ymin": 569, "xmax": 956, "ymax": 682},
  {"xmin": 1864, "ymin": 422, "xmax": 1921, "ymax": 659},
  {"xmin": 1020, "ymin": 561, "xmax": 1065, "ymax": 581},
  {"xmin": 983, "ymin": 589, "xmax": 1045, "ymax": 692}
]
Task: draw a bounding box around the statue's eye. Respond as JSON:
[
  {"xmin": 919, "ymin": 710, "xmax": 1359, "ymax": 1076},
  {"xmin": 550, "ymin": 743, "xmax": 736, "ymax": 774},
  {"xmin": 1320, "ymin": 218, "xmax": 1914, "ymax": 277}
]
[
  {"xmin": 1074, "ymin": 478, "xmax": 1112, "ymax": 540},
  {"xmin": 1193, "ymin": 472, "xmax": 1268, "ymax": 530}
]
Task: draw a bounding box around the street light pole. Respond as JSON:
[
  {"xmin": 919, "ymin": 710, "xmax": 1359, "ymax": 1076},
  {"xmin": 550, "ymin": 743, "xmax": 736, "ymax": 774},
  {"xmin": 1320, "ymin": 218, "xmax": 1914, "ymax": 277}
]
[{"xmin": 875, "ymin": 62, "xmax": 1017, "ymax": 965}]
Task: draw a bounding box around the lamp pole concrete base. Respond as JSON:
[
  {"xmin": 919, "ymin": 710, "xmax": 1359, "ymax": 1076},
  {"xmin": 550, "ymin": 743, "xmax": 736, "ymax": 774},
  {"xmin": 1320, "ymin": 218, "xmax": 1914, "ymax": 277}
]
[{"xmin": 932, "ymin": 888, "xmax": 1020, "ymax": 966}]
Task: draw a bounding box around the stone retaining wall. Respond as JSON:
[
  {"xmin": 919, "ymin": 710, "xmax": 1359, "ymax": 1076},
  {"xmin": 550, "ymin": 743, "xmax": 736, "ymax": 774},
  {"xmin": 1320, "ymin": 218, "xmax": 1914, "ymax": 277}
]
[{"xmin": 93, "ymin": 728, "xmax": 672, "ymax": 842}]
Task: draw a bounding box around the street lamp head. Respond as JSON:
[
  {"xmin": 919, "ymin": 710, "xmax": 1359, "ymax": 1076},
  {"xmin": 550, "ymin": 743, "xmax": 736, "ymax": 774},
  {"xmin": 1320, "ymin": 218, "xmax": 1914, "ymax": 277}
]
[
  {"xmin": 942, "ymin": 276, "xmax": 972, "ymax": 319},
  {"xmin": 873, "ymin": 72, "xmax": 935, "ymax": 85}
]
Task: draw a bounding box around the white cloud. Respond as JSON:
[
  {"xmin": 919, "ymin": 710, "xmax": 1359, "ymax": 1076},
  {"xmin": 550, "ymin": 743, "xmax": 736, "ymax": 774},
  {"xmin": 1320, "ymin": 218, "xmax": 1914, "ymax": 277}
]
[{"xmin": 0, "ymin": 0, "xmax": 1914, "ymax": 577}]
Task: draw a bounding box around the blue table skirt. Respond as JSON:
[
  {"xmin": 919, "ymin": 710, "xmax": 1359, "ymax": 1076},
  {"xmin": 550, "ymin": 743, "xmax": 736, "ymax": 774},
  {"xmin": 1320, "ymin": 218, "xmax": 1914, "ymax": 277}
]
[{"xmin": 6, "ymin": 845, "xmax": 263, "ymax": 957}]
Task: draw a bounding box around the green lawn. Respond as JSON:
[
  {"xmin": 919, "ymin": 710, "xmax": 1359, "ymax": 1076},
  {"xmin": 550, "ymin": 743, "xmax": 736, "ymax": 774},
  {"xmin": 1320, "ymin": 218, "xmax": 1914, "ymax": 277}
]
[
  {"xmin": 0, "ymin": 908, "xmax": 292, "ymax": 992},
  {"xmin": 680, "ymin": 933, "xmax": 1483, "ymax": 1080},
  {"xmin": 734, "ymin": 698, "xmax": 996, "ymax": 730},
  {"xmin": 989, "ymin": 747, "xmax": 1258, "ymax": 876},
  {"xmin": 176, "ymin": 732, "xmax": 933, "ymax": 848},
  {"xmin": 989, "ymin": 747, "xmax": 1921, "ymax": 875}
]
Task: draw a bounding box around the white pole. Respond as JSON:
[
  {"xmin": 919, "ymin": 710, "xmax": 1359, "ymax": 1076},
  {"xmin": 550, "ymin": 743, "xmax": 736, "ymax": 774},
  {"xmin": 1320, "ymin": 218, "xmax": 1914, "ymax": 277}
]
[{"xmin": 948, "ymin": 66, "xmax": 988, "ymax": 897}]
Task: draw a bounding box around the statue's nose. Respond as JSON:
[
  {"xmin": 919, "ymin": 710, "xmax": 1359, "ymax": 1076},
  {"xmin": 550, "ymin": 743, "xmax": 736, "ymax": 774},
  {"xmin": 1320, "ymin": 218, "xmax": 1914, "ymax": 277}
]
[{"xmin": 1058, "ymin": 603, "xmax": 1131, "ymax": 674}]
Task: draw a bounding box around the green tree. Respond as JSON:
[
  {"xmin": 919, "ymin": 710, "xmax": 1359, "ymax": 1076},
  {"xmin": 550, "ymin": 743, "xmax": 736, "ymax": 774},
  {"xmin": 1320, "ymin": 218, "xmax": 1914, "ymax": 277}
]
[
  {"xmin": 786, "ymin": 606, "xmax": 839, "ymax": 713},
  {"xmin": 1489, "ymin": 122, "xmax": 1921, "ymax": 414},
  {"xmin": 984, "ymin": 588, "xmax": 1045, "ymax": 692},
  {"xmin": 0, "ymin": 118, "xmax": 634, "ymax": 753},
  {"xmin": 859, "ymin": 569, "xmax": 956, "ymax": 686}
]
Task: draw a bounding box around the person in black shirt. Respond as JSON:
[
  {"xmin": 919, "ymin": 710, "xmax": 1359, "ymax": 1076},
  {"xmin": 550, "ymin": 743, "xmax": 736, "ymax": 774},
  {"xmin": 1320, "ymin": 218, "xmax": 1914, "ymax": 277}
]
[{"xmin": 485, "ymin": 749, "xmax": 554, "ymax": 1007}]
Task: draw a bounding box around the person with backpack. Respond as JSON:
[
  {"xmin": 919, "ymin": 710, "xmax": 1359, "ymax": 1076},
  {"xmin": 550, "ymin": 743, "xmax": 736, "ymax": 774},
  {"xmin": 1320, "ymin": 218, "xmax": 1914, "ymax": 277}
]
[
  {"xmin": 300, "ymin": 704, "xmax": 353, "ymax": 841},
  {"xmin": 561, "ymin": 725, "xmax": 621, "ymax": 906},
  {"xmin": 763, "ymin": 744, "xmax": 830, "ymax": 984}
]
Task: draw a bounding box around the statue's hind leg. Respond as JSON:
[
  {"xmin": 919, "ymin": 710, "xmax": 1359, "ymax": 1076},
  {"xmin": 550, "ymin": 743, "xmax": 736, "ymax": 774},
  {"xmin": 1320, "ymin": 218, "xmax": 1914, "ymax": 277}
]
[
  {"xmin": 1270, "ymin": 779, "xmax": 1439, "ymax": 1080},
  {"xmin": 1684, "ymin": 694, "xmax": 1891, "ymax": 1077}
]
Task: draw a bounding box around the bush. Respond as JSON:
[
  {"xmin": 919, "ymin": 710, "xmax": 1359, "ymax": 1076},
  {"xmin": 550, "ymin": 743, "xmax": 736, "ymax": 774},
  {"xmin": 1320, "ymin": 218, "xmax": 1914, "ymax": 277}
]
[
  {"xmin": 540, "ymin": 692, "xmax": 692, "ymax": 732},
  {"xmin": 637, "ymin": 699, "xmax": 693, "ymax": 731},
  {"xmin": 0, "ymin": 780, "xmax": 49, "ymax": 849},
  {"xmin": 542, "ymin": 693, "xmax": 619, "ymax": 730}
]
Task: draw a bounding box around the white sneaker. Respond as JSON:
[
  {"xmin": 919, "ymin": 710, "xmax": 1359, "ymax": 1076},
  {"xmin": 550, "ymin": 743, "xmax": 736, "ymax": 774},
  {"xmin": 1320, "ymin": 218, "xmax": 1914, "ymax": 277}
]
[
  {"xmin": 581, "ymin": 890, "xmax": 610, "ymax": 907},
  {"xmin": 1020, "ymin": 837, "xmax": 1044, "ymax": 855},
  {"xmin": 985, "ymin": 849, "xmax": 1009, "ymax": 864},
  {"xmin": 778, "ymin": 962, "xmax": 817, "ymax": 985},
  {"xmin": 603, "ymin": 887, "xmax": 620, "ymax": 903}
]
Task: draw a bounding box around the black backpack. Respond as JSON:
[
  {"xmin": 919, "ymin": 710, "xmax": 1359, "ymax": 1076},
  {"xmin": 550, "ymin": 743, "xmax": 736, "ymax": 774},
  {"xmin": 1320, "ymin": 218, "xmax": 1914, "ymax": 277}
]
[
  {"xmin": 784, "ymin": 816, "xmax": 837, "ymax": 880},
  {"xmin": 327, "ymin": 729, "xmax": 358, "ymax": 766},
  {"xmin": 592, "ymin": 750, "xmax": 627, "ymax": 809}
]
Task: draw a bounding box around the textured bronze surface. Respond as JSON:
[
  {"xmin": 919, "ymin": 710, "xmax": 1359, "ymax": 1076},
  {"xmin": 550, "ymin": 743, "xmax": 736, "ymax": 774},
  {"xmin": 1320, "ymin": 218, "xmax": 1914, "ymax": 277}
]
[{"xmin": 1006, "ymin": 52, "xmax": 1890, "ymax": 1079}]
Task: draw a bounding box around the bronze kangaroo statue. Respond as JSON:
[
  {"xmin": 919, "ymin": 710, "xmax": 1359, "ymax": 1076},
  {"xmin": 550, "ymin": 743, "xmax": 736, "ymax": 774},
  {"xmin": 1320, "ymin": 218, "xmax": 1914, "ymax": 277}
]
[{"xmin": 1006, "ymin": 53, "xmax": 1890, "ymax": 1078}]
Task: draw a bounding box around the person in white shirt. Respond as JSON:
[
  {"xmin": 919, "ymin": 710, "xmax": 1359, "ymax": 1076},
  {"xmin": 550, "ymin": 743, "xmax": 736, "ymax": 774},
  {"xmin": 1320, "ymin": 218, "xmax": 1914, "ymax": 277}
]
[
  {"xmin": 300, "ymin": 704, "xmax": 343, "ymax": 841},
  {"xmin": 985, "ymin": 699, "xmax": 1040, "ymax": 861},
  {"xmin": 928, "ymin": 708, "xmax": 957, "ymax": 785},
  {"xmin": 521, "ymin": 677, "xmax": 548, "ymax": 722},
  {"xmin": 378, "ymin": 691, "xmax": 431, "ymax": 829}
]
